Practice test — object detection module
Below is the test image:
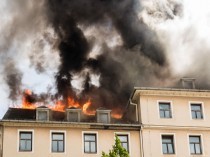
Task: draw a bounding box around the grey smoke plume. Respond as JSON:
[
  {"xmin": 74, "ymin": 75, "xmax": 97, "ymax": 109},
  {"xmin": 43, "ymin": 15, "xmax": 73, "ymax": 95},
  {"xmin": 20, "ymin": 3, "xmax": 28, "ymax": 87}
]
[
  {"xmin": 3, "ymin": 61, "xmax": 22, "ymax": 101},
  {"xmin": 1, "ymin": 0, "xmax": 210, "ymax": 117}
]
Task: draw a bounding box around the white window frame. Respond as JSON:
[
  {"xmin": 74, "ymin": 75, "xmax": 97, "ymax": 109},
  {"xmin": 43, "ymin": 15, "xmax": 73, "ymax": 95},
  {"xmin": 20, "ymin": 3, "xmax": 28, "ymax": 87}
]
[
  {"xmin": 17, "ymin": 129, "xmax": 34, "ymax": 153},
  {"xmin": 82, "ymin": 131, "xmax": 98, "ymax": 155},
  {"xmin": 187, "ymin": 134, "xmax": 204, "ymax": 156},
  {"xmin": 189, "ymin": 101, "xmax": 205, "ymax": 120},
  {"xmin": 114, "ymin": 132, "xmax": 131, "ymax": 156},
  {"xmin": 160, "ymin": 133, "xmax": 176, "ymax": 155},
  {"xmin": 50, "ymin": 130, "xmax": 66, "ymax": 154},
  {"xmin": 157, "ymin": 100, "xmax": 173, "ymax": 119}
]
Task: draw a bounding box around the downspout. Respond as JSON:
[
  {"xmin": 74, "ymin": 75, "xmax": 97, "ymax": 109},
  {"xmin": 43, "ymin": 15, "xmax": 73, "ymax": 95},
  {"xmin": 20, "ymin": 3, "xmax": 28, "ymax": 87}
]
[{"xmin": 140, "ymin": 127, "xmax": 144, "ymax": 157}]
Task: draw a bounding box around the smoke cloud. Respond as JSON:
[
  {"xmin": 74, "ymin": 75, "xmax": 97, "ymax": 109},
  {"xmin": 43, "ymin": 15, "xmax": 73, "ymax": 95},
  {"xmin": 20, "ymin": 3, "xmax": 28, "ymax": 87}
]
[{"xmin": 0, "ymin": 0, "xmax": 210, "ymax": 117}]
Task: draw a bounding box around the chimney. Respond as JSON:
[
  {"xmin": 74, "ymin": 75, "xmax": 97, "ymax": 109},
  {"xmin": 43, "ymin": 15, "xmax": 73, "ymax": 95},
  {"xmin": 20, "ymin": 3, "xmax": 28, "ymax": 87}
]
[
  {"xmin": 66, "ymin": 107, "xmax": 82, "ymax": 122},
  {"xmin": 96, "ymin": 108, "xmax": 111, "ymax": 123},
  {"xmin": 180, "ymin": 77, "xmax": 196, "ymax": 89},
  {"xmin": 36, "ymin": 106, "xmax": 51, "ymax": 121}
]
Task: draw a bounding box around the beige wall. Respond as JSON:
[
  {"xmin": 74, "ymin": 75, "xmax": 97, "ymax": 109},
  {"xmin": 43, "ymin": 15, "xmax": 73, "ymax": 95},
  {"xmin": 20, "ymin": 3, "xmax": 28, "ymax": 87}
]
[
  {"xmin": 136, "ymin": 90, "xmax": 210, "ymax": 157},
  {"xmin": 139, "ymin": 94, "xmax": 210, "ymax": 127},
  {"xmin": 142, "ymin": 128, "xmax": 210, "ymax": 157},
  {"xmin": 2, "ymin": 126, "xmax": 140, "ymax": 157}
]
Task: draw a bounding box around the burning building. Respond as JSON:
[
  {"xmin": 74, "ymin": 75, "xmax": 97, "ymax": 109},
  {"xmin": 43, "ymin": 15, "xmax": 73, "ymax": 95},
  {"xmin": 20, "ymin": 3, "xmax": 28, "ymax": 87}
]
[{"xmin": 1, "ymin": 86, "xmax": 210, "ymax": 156}]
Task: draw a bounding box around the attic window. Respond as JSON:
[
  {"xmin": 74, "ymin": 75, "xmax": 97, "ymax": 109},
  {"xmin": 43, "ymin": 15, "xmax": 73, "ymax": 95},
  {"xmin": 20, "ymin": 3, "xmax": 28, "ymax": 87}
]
[
  {"xmin": 181, "ymin": 78, "xmax": 196, "ymax": 89},
  {"xmin": 36, "ymin": 107, "xmax": 50, "ymax": 121},
  {"xmin": 96, "ymin": 109, "xmax": 111, "ymax": 123},
  {"xmin": 68, "ymin": 112, "xmax": 79, "ymax": 122},
  {"xmin": 98, "ymin": 113, "xmax": 109, "ymax": 123},
  {"xmin": 37, "ymin": 111, "xmax": 48, "ymax": 121},
  {"xmin": 66, "ymin": 109, "xmax": 81, "ymax": 122}
]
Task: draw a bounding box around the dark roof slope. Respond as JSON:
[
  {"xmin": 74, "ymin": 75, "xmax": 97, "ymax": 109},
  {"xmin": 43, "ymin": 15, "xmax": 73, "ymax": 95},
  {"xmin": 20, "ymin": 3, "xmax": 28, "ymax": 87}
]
[{"xmin": 3, "ymin": 108, "xmax": 36, "ymax": 120}]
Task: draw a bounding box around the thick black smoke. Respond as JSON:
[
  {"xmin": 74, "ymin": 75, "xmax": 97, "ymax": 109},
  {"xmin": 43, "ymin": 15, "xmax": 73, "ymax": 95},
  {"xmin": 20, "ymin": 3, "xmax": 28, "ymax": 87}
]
[{"xmin": 46, "ymin": 0, "xmax": 168, "ymax": 109}]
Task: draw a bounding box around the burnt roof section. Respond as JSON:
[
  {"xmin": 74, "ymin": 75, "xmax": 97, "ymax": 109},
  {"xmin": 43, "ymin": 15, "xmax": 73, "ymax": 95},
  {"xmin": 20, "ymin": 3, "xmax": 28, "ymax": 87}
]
[
  {"xmin": 2, "ymin": 108, "xmax": 136, "ymax": 124},
  {"xmin": 3, "ymin": 108, "xmax": 36, "ymax": 120}
]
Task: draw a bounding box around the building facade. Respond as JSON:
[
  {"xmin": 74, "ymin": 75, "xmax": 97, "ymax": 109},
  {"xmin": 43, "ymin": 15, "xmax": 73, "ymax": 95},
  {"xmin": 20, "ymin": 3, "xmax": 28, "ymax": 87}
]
[
  {"xmin": 1, "ymin": 87, "xmax": 210, "ymax": 157},
  {"xmin": 0, "ymin": 107, "xmax": 140, "ymax": 157},
  {"xmin": 130, "ymin": 87, "xmax": 210, "ymax": 157}
]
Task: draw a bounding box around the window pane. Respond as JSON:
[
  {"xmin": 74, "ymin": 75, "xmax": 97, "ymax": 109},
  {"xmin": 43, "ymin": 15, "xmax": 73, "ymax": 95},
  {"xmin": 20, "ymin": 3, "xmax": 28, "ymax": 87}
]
[
  {"xmin": 168, "ymin": 144, "xmax": 174, "ymax": 154},
  {"xmin": 26, "ymin": 141, "xmax": 31, "ymax": 150},
  {"xmin": 191, "ymin": 111, "xmax": 196, "ymax": 119},
  {"xmin": 91, "ymin": 142, "xmax": 96, "ymax": 152},
  {"xmin": 196, "ymin": 112, "xmax": 202, "ymax": 119},
  {"xmin": 58, "ymin": 141, "xmax": 64, "ymax": 152},
  {"xmin": 85, "ymin": 135, "xmax": 95, "ymax": 141},
  {"xmin": 190, "ymin": 137, "xmax": 199, "ymax": 143},
  {"xmin": 52, "ymin": 141, "xmax": 57, "ymax": 152},
  {"xmin": 162, "ymin": 138, "xmax": 172, "ymax": 143},
  {"xmin": 190, "ymin": 144, "xmax": 195, "ymax": 154},
  {"xmin": 53, "ymin": 134, "xmax": 63, "ymax": 140},
  {"xmin": 38, "ymin": 111, "xmax": 48, "ymax": 120},
  {"xmin": 159, "ymin": 104, "xmax": 170, "ymax": 110},
  {"xmin": 20, "ymin": 141, "xmax": 25, "ymax": 150},
  {"xmin": 68, "ymin": 112, "xmax": 79, "ymax": 122},
  {"xmin": 195, "ymin": 144, "xmax": 201, "ymax": 154},
  {"xmin": 118, "ymin": 136, "xmax": 127, "ymax": 142},
  {"xmin": 162, "ymin": 144, "xmax": 167, "ymax": 154},
  {"xmin": 20, "ymin": 133, "xmax": 31, "ymax": 139},
  {"xmin": 84, "ymin": 142, "xmax": 90, "ymax": 152},
  {"xmin": 165, "ymin": 111, "xmax": 170, "ymax": 118},
  {"xmin": 99, "ymin": 113, "xmax": 109, "ymax": 123},
  {"xmin": 160, "ymin": 111, "xmax": 164, "ymax": 118},
  {"xmin": 191, "ymin": 105, "xmax": 201, "ymax": 110}
]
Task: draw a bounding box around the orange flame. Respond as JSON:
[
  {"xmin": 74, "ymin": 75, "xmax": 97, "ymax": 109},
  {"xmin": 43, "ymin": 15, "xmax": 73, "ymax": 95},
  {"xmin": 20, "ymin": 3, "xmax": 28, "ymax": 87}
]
[
  {"xmin": 111, "ymin": 109, "xmax": 123, "ymax": 119},
  {"xmin": 22, "ymin": 89, "xmax": 36, "ymax": 109},
  {"xmin": 48, "ymin": 100, "xmax": 65, "ymax": 112},
  {"xmin": 20, "ymin": 89, "xmax": 124, "ymax": 119},
  {"xmin": 82, "ymin": 99, "xmax": 95, "ymax": 115}
]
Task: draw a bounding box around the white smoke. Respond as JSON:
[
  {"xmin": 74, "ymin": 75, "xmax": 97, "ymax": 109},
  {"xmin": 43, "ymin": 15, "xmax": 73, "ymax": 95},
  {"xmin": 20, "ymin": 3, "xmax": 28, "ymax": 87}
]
[{"xmin": 141, "ymin": 0, "xmax": 210, "ymax": 83}]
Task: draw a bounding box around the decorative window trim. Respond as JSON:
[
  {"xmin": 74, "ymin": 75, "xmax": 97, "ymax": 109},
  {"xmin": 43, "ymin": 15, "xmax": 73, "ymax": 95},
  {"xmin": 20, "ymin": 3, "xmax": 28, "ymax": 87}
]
[
  {"xmin": 157, "ymin": 100, "xmax": 173, "ymax": 119},
  {"xmin": 17, "ymin": 129, "xmax": 34, "ymax": 153},
  {"xmin": 82, "ymin": 131, "xmax": 98, "ymax": 155},
  {"xmin": 50, "ymin": 130, "xmax": 66, "ymax": 154},
  {"xmin": 36, "ymin": 108, "xmax": 50, "ymax": 121},
  {"xmin": 189, "ymin": 101, "xmax": 205, "ymax": 120},
  {"xmin": 160, "ymin": 133, "xmax": 176, "ymax": 155},
  {"xmin": 187, "ymin": 134, "xmax": 204, "ymax": 156}
]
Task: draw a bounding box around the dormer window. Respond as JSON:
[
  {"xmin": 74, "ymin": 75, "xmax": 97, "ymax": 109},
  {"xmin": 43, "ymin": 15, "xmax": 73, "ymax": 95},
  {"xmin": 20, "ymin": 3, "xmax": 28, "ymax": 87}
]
[
  {"xmin": 36, "ymin": 107, "xmax": 50, "ymax": 121},
  {"xmin": 66, "ymin": 108, "xmax": 81, "ymax": 122},
  {"xmin": 96, "ymin": 108, "xmax": 111, "ymax": 123},
  {"xmin": 37, "ymin": 111, "xmax": 48, "ymax": 121}
]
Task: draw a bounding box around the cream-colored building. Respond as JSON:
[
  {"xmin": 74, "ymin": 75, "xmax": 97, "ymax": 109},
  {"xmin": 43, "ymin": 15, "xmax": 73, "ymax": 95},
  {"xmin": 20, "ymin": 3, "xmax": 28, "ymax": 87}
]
[
  {"xmin": 129, "ymin": 87, "xmax": 210, "ymax": 157},
  {"xmin": 0, "ymin": 107, "xmax": 140, "ymax": 157},
  {"xmin": 1, "ymin": 86, "xmax": 210, "ymax": 157}
]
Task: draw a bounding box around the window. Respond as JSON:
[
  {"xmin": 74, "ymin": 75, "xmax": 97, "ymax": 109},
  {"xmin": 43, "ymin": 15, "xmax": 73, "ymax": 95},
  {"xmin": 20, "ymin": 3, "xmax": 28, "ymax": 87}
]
[
  {"xmin": 159, "ymin": 102, "xmax": 172, "ymax": 118},
  {"xmin": 84, "ymin": 134, "xmax": 97, "ymax": 153},
  {"xmin": 161, "ymin": 135, "xmax": 175, "ymax": 154},
  {"xmin": 37, "ymin": 111, "xmax": 48, "ymax": 121},
  {"xmin": 117, "ymin": 134, "xmax": 129, "ymax": 152},
  {"xmin": 191, "ymin": 104, "xmax": 203, "ymax": 119},
  {"xmin": 98, "ymin": 113, "xmax": 109, "ymax": 123},
  {"xmin": 19, "ymin": 131, "xmax": 32, "ymax": 152},
  {"xmin": 51, "ymin": 133, "xmax": 64, "ymax": 153},
  {"xmin": 189, "ymin": 136, "xmax": 202, "ymax": 154},
  {"xmin": 68, "ymin": 112, "xmax": 79, "ymax": 122}
]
